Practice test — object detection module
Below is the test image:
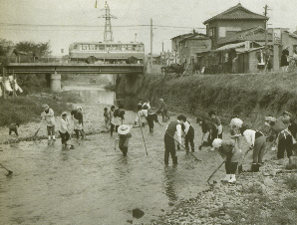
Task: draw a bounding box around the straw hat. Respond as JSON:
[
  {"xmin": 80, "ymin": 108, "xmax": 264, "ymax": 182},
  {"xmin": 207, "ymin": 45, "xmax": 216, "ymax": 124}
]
[
  {"xmin": 283, "ymin": 111, "xmax": 292, "ymax": 117},
  {"xmin": 118, "ymin": 124, "xmax": 131, "ymax": 135},
  {"xmin": 42, "ymin": 104, "xmax": 49, "ymax": 110},
  {"xmin": 77, "ymin": 106, "xmax": 83, "ymax": 111},
  {"xmin": 212, "ymin": 138, "xmax": 222, "ymax": 149}
]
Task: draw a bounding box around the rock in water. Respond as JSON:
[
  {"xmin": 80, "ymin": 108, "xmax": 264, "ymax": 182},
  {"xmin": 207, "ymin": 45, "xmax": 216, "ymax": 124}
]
[{"xmin": 132, "ymin": 208, "xmax": 144, "ymax": 219}]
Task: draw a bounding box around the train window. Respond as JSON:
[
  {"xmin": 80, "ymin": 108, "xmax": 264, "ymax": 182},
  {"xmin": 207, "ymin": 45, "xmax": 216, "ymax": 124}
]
[
  {"xmin": 128, "ymin": 45, "xmax": 132, "ymax": 50},
  {"xmin": 95, "ymin": 45, "xmax": 99, "ymax": 50},
  {"xmin": 106, "ymin": 45, "xmax": 111, "ymax": 50},
  {"xmin": 90, "ymin": 45, "xmax": 95, "ymax": 50},
  {"xmin": 82, "ymin": 45, "xmax": 89, "ymax": 50},
  {"xmin": 132, "ymin": 45, "xmax": 137, "ymax": 51},
  {"xmin": 111, "ymin": 45, "xmax": 117, "ymax": 50},
  {"xmin": 73, "ymin": 45, "xmax": 78, "ymax": 50},
  {"xmin": 99, "ymin": 45, "xmax": 105, "ymax": 50},
  {"xmin": 121, "ymin": 45, "xmax": 127, "ymax": 51}
]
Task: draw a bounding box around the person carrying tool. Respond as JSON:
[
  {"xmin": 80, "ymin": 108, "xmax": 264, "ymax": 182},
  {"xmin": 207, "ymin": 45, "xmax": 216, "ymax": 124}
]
[
  {"xmin": 265, "ymin": 112, "xmax": 296, "ymax": 165},
  {"xmin": 71, "ymin": 106, "xmax": 85, "ymax": 140},
  {"xmin": 134, "ymin": 103, "xmax": 148, "ymax": 127},
  {"xmin": 211, "ymin": 138, "xmax": 241, "ymax": 183},
  {"xmin": 239, "ymin": 125, "xmax": 266, "ymax": 172},
  {"xmin": 41, "ymin": 104, "xmax": 56, "ymax": 144},
  {"xmin": 59, "ymin": 111, "xmax": 71, "ymax": 149},
  {"xmin": 116, "ymin": 124, "xmax": 132, "ymax": 156},
  {"xmin": 164, "ymin": 115, "xmax": 186, "ymax": 165},
  {"xmin": 183, "ymin": 118, "xmax": 195, "ymax": 153}
]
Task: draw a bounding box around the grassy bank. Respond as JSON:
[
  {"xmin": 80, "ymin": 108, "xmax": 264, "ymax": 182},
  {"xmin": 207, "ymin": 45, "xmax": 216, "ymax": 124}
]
[
  {"xmin": 0, "ymin": 92, "xmax": 81, "ymax": 126},
  {"xmin": 137, "ymin": 72, "xmax": 297, "ymax": 129}
]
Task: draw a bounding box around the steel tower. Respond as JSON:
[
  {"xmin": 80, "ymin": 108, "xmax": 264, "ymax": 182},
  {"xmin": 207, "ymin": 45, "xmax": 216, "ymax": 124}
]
[{"xmin": 98, "ymin": 1, "xmax": 117, "ymax": 42}]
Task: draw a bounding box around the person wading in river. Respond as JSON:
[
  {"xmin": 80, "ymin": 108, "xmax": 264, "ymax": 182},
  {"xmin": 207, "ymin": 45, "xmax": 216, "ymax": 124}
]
[
  {"xmin": 71, "ymin": 106, "xmax": 85, "ymax": 140},
  {"xmin": 146, "ymin": 108, "xmax": 161, "ymax": 133},
  {"xmin": 41, "ymin": 104, "xmax": 56, "ymax": 144},
  {"xmin": 116, "ymin": 124, "xmax": 132, "ymax": 156},
  {"xmin": 59, "ymin": 111, "xmax": 71, "ymax": 149},
  {"xmin": 183, "ymin": 118, "xmax": 195, "ymax": 153},
  {"xmin": 164, "ymin": 115, "xmax": 185, "ymax": 165}
]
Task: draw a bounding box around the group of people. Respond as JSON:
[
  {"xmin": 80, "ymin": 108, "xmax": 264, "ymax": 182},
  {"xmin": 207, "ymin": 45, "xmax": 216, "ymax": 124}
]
[{"xmin": 40, "ymin": 104, "xmax": 85, "ymax": 149}]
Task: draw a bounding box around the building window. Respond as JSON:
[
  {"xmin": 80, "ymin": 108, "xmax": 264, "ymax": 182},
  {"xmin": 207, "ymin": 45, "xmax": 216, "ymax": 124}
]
[{"xmin": 209, "ymin": 28, "xmax": 216, "ymax": 37}]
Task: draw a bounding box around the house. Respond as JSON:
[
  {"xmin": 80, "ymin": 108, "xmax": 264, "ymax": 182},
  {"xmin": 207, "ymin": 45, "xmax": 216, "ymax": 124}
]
[{"xmin": 203, "ymin": 3, "xmax": 268, "ymax": 49}]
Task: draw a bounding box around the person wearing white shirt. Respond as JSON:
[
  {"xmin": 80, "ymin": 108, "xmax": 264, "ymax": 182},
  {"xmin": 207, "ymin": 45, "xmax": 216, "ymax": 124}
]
[
  {"xmin": 59, "ymin": 111, "xmax": 70, "ymax": 149},
  {"xmin": 240, "ymin": 125, "xmax": 266, "ymax": 172},
  {"xmin": 164, "ymin": 115, "xmax": 185, "ymax": 165},
  {"xmin": 229, "ymin": 116, "xmax": 243, "ymax": 148}
]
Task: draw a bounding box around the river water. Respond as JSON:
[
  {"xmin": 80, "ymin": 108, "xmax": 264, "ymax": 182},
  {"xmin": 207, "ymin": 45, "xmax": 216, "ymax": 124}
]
[{"xmin": 0, "ymin": 87, "xmax": 226, "ymax": 225}]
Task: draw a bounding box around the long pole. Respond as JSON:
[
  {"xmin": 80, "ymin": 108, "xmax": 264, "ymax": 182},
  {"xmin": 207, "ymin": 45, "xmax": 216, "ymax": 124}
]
[
  {"xmin": 150, "ymin": 18, "xmax": 153, "ymax": 68},
  {"xmin": 12, "ymin": 70, "xmax": 16, "ymax": 99},
  {"xmin": 3, "ymin": 68, "xmax": 6, "ymax": 99}
]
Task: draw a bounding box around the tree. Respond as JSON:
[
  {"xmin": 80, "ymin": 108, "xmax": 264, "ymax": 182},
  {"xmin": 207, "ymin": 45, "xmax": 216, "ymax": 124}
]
[
  {"xmin": 15, "ymin": 40, "xmax": 52, "ymax": 58},
  {"xmin": 0, "ymin": 39, "xmax": 14, "ymax": 57}
]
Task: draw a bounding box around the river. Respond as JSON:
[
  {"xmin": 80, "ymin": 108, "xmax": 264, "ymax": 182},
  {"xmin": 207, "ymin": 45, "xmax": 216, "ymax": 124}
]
[{"xmin": 0, "ymin": 86, "xmax": 226, "ymax": 225}]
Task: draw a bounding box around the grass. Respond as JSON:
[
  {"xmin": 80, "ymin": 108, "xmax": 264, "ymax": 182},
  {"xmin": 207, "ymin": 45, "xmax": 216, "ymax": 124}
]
[
  {"xmin": 284, "ymin": 174, "xmax": 297, "ymax": 190},
  {"xmin": 0, "ymin": 91, "xmax": 81, "ymax": 126}
]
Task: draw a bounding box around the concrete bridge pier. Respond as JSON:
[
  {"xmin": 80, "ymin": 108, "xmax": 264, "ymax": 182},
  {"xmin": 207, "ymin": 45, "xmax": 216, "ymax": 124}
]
[
  {"xmin": 122, "ymin": 73, "xmax": 143, "ymax": 110},
  {"xmin": 50, "ymin": 73, "xmax": 61, "ymax": 92}
]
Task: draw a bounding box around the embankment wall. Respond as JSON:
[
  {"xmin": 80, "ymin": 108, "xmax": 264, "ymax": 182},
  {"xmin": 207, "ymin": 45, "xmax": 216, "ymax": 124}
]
[{"xmin": 134, "ymin": 73, "xmax": 297, "ymax": 129}]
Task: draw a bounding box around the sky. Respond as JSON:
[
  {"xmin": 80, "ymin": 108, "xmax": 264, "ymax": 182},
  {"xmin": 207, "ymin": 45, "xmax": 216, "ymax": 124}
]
[{"xmin": 0, "ymin": 0, "xmax": 296, "ymax": 56}]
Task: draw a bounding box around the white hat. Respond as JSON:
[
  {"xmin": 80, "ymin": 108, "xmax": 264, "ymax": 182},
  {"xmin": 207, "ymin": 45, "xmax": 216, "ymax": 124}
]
[
  {"xmin": 212, "ymin": 138, "xmax": 222, "ymax": 149},
  {"xmin": 42, "ymin": 104, "xmax": 49, "ymax": 110},
  {"xmin": 61, "ymin": 111, "xmax": 68, "ymax": 116},
  {"xmin": 118, "ymin": 124, "xmax": 131, "ymax": 135},
  {"xmin": 77, "ymin": 106, "xmax": 83, "ymax": 111}
]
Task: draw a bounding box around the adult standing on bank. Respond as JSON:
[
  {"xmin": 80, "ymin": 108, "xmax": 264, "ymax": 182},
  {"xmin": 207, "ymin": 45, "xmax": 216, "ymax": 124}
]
[
  {"xmin": 159, "ymin": 99, "xmax": 170, "ymax": 122},
  {"xmin": 281, "ymin": 46, "xmax": 289, "ymax": 72},
  {"xmin": 164, "ymin": 115, "xmax": 185, "ymax": 165},
  {"xmin": 41, "ymin": 104, "xmax": 56, "ymax": 144},
  {"xmin": 71, "ymin": 106, "xmax": 85, "ymax": 140}
]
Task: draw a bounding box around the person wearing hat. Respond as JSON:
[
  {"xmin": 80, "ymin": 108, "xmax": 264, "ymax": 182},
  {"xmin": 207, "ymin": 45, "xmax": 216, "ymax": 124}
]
[
  {"xmin": 41, "ymin": 104, "xmax": 56, "ymax": 144},
  {"xmin": 158, "ymin": 98, "xmax": 170, "ymax": 122},
  {"xmin": 146, "ymin": 108, "xmax": 161, "ymax": 133},
  {"xmin": 59, "ymin": 111, "xmax": 71, "ymax": 149},
  {"xmin": 111, "ymin": 104, "xmax": 125, "ymax": 137},
  {"xmin": 239, "ymin": 125, "xmax": 266, "ymax": 172},
  {"xmin": 212, "ymin": 138, "xmax": 241, "ymax": 183},
  {"xmin": 116, "ymin": 124, "xmax": 132, "ymax": 156},
  {"xmin": 164, "ymin": 115, "xmax": 185, "ymax": 165},
  {"xmin": 71, "ymin": 106, "xmax": 85, "ymax": 140},
  {"xmin": 134, "ymin": 103, "xmax": 148, "ymax": 127}
]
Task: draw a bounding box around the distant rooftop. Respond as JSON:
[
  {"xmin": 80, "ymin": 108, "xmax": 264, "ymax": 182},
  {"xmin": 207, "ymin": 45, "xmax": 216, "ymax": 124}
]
[{"xmin": 203, "ymin": 3, "xmax": 268, "ymax": 25}]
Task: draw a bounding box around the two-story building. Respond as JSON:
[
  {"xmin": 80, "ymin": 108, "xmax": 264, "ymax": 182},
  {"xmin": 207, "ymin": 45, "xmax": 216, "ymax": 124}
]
[{"xmin": 203, "ymin": 3, "xmax": 268, "ymax": 50}]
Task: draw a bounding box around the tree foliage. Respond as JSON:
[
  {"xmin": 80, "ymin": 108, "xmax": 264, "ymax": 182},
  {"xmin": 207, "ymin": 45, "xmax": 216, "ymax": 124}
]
[
  {"xmin": 15, "ymin": 41, "xmax": 52, "ymax": 57},
  {"xmin": 0, "ymin": 39, "xmax": 14, "ymax": 57}
]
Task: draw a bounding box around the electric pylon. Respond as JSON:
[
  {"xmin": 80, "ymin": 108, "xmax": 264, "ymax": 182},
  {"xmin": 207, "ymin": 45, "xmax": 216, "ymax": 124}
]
[{"xmin": 98, "ymin": 1, "xmax": 117, "ymax": 42}]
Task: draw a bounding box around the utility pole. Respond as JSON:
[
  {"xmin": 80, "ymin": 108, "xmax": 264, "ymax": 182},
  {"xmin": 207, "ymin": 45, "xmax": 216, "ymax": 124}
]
[
  {"xmin": 264, "ymin": 5, "xmax": 269, "ymax": 51},
  {"xmin": 98, "ymin": 1, "xmax": 117, "ymax": 42},
  {"xmin": 150, "ymin": 18, "xmax": 153, "ymax": 67}
]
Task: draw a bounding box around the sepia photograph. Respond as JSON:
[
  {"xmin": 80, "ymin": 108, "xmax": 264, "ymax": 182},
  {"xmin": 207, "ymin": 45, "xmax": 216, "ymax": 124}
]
[{"xmin": 1, "ymin": 0, "xmax": 297, "ymax": 224}]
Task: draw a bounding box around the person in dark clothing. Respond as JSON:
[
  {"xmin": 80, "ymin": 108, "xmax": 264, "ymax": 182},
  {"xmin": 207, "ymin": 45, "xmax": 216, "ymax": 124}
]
[
  {"xmin": 281, "ymin": 46, "xmax": 289, "ymax": 72},
  {"xmin": 164, "ymin": 115, "xmax": 185, "ymax": 165},
  {"xmin": 208, "ymin": 110, "xmax": 222, "ymax": 139},
  {"xmin": 146, "ymin": 109, "xmax": 161, "ymax": 133},
  {"xmin": 197, "ymin": 117, "xmax": 217, "ymax": 150},
  {"xmin": 9, "ymin": 123, "xmax": 19, "ymax": 136},
  {"xmin": 158, "ymin": 98, "xmax": 170, "ymax": 122},
  {"xmin": 183, "ymin": 119, "xmax": 195, "ymax": 153},
  {"xmin": 71, "ymin": 106, "xmax": 85, "ymax": 140},
  {"xmin": 111, "ymin": 105, "xmax": 125, "ymax": 137},
  {"xmin": 116, "ymin": 124, "xmax": 132, "ymax": 156}
]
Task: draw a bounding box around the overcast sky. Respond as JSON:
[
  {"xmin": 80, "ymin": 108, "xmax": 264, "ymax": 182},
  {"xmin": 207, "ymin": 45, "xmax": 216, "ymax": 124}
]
[{"xmin": 0, "ymin": 0, "xmax": 295, "ymax": 56}]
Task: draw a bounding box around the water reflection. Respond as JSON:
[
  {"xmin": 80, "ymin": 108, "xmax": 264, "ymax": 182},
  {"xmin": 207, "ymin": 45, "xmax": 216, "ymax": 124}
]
[
  {"xmin": 78, "ymin": 89, "xmax": 116, "ymax": 105},
  {"xmin": 163, "ymin": 166, "xmax": 178, "ymax": 204}
]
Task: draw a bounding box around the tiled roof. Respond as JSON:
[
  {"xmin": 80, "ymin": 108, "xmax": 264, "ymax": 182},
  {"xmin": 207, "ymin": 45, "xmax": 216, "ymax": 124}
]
[
  {"xmin": 203, "ymin": 3, "xmax": 268, "ymax": 24},
  {"xmin": 179, "ymin": 33, "xmax": 209, "ymax": 43},
  {"xmin": 217, "ymin": 26, "xmax": 272, "ymax": 45}
]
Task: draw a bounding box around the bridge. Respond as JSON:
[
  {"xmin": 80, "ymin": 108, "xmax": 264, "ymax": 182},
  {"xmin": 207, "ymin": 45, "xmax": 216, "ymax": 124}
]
[
  {"xmin": 6, "ymin": 63, "xmax": 144, "ymax": 74},
  {"xmin": 5, "ymin": 63, "xmax": 144, "ymax": 93}
]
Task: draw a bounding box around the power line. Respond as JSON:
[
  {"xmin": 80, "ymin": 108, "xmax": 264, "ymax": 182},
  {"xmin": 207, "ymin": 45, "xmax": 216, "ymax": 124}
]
[{"xmin": 0, "ymin": 23, "xmax": 205, "ymax": 29}]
